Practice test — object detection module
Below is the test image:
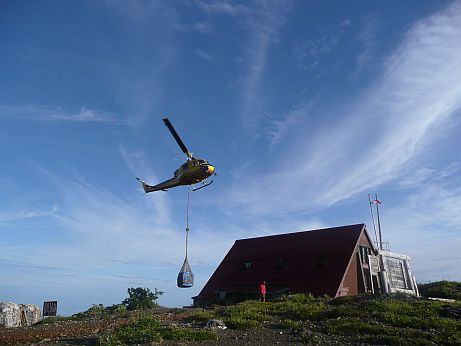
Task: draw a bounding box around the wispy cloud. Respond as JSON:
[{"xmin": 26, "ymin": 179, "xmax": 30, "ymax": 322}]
[
  {"xmin": 193, "ymin": 21, "xmax": 211, "ymax": 34},
  {"xmin": 194, "ymin": 1, "xmax": 291, "ymax": 129},
  {"xmin": 239, "ymin": 1, "xmax": 291, "ymax": 130},
  {"xmin": 398, "ymin": 162, "xmax": 460, "ymax": 188},
  {"xmin": 351, "ymin": 15, "xmax": 378, "ymax": 78},
  {"xmin": 265, "ymin": 114, "xmax": 299, "ymax": 146},
  {"xmin": 0, "ymin": 105, "xmax": 127, "ymax": 123},
  {"xmin": 292, "ymin": 18, "xmax": 351, "ymax": 70},
  {"xmin": 230, "ymin": 1, "xmax": 461, "ymax": 214},
  {"xmin": 119, "ymin": 146, "xmax": 171, "ymax": 226},
  {"xmin": 0, "ymin": 205, "xmax": 58, "ymax": 222},
  {"xmin": 194, "ymin": 0, "xmax": 249, "ymax": 16},
  {"xmin": 195, "ymin": 48, "xmax": 214, "ymax": 61},
  {"xmin": 380, "ymin": 181, "xmax": 461, "ymax": 282},
  {"xmin": 88, "ymin": 2, "xmax": 180, "ymax": 128},
  {"xmin": 103, "ymin": 0, "xmax": 179, "ymax": 27},
  {"xmin": 0, "ymin": 161, "xmax": 240, "ymax": 311},
  {"xmin": 265, "ymin": 99, "xmax": 315, "ymax": 147}
]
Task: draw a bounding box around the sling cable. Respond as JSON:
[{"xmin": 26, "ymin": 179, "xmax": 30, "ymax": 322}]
[{"xmin": 177, "ymin": 187, "xmax": 194, "ymax": 288}]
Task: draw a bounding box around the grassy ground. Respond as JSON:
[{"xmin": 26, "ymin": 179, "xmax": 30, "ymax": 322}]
[
  {"xmin": 86, "ymin": 293, "xmax": 460, "ymax": 345},
  {"xmin": 99, "ymin": 317, "xmax": 217, "ymax": 345},
  {"xmin": 2, "ymin": 293, "xmax": 460, "ymax": 345},
  {"xmin": 183, "ymin": 293, "xmax": 461, "ymax": 345}
]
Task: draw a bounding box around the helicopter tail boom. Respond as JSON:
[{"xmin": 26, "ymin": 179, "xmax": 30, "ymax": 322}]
[{"xmin": 136, "ymin": 177, "xmax": 179, "ymax": 193}]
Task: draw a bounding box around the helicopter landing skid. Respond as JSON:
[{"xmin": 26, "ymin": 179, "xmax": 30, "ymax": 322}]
[{"xmin": 192, "ymin": 180, "xmax": 213, "ymax": 192}]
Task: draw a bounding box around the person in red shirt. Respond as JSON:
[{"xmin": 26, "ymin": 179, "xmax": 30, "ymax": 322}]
[{"xmin": 259, "ymin": 281, "xmax": 267, "ymax": 302}]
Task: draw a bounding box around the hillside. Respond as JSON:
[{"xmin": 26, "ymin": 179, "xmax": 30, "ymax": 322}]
[
  {"xmin": 418, "ymin": 280, "xmax": 461, "ymax": 301},
  {"xmin": 1, "ymin": 291, "xmax": 460, "ymax": 345}
]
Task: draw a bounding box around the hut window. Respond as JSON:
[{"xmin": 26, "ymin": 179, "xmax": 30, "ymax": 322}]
[
  {"xmin": 276, "ymin": 258, "xmax": 287, "ymax": 269},
  {"xmin": 242, "ymin": 261, "xmax": 252, "ymax": 270},
  {"xmin": 316, "ymin": 256, "xmax": 329, "ymax": 268},
  {"xmin": 358, "ymin": 246, "xmax": 372, "ymax": 264}
]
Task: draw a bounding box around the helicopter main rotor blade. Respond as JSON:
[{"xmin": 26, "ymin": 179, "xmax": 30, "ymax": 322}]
[{"xmin": 163, "ymin": 118, "xmax": 192, "ymax": 159}]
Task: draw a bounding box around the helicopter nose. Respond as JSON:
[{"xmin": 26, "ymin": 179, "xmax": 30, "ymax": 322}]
[{"xmin": 207, "ymin": 165, "xmax": 215, "ymax": 174}]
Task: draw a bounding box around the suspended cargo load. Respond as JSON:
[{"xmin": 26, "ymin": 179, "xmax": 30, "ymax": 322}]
[{"xmin": 177, "ymin": 257, "xmax": 194, "ymax": 288}]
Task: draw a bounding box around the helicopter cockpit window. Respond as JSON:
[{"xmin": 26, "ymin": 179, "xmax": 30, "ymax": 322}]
[
  {"xmin": 181, "ymin": 163, "xmax": 189, "ymax": 170},
  {"xmin": 197, "ymin": 159, "xmax": 207, "ymax": 165}
]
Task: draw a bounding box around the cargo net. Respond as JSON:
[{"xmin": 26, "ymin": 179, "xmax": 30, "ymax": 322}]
[{"xmin": 177, "ymin": 258, "xmax": 194, "ymax": 288}]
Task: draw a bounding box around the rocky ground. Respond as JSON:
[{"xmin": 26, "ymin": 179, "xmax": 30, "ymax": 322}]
[
  {"xmin": 0, "ymin": 309, "xmax": 349, "ymax": 345},
  {"xmin": 3, "ymin": 294, "xmax": 460, "ymax": 345}
]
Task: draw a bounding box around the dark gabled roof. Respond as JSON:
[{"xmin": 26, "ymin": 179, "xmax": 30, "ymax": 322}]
[{"xmin": 195, "ymin": 223, "xmax": 369, "ymax": 299}]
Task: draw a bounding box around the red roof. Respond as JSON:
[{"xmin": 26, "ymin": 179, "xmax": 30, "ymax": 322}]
[{"xmin": 195, "ymin": 224, "xmax": 372, "ymax": 301}]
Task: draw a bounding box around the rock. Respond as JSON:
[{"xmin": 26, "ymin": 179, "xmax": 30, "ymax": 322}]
[
  {"xmin": 19, "ymin": 304, "xmax": 42, "ymax": 326},
  {"xmin": 0, "ymin": 302, "xmax": 41, "ymax": 327},
  {"xmin": 0, "ymin": 302, "xmax": 20, "ymax": 328},
  {"xmin": 206, "ymin": 319, "xmax": 227, "ymax": 329}
]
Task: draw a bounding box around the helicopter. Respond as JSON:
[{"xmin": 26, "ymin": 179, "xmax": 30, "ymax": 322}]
[{"xmin": 136, "ymin": 118, "xmax": 216, "ymax": 193}]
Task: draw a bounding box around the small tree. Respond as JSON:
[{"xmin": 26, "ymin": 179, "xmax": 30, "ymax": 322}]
[{"xmin": 123, "ymin": 287, "xmax": 164, "ymax": 311}]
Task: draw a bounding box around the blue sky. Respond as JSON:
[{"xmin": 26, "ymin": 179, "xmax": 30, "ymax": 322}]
[{"xmin": 1, "ymin": 0, "xmax": 460, "ymax": 315}]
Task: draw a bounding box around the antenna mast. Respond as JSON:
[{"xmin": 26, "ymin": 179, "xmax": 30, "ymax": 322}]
[
  {"xmin": 375, "ymin": 193, "xmax": 383, "ymax": 250},
  {"xmin": 368, "ymin": 194, "xmax": 379, "ymax": 248}
]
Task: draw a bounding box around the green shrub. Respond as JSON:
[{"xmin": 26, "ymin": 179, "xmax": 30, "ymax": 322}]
[
  {"xmin": 282, "ymin": 318, "xmax": 303, "ymax": 330},
  {"xmin": 273, "ymin": 300, "xmax": 328, "ymax": 321},
  {"xmin": 323, "ymin": 317, "xmax": 430, "ymax": 339},
  {"xmin": 323, "ymin": 317, "xmax": 384, "ymax": 336},
  {"xmin": 161, "ymin": 327, "xmax": 218, "ymax": 341},
  {"xmin": 300, "ymin": 330, "xmax": 322, "ymax": 344},
  {"xmin": 329, "ymin": 295, "xmax": 356, "ymax": 305},
  {"xmin": 284, "ymin": 293, "xmax": 316, "ymax": 304},
  {"xmin": 36, "ymin": 316, "xmax": 80, "ymax": 324},
  {"xmin": 320, "ymin": 305, "xmax": 362, "ymax": 319},
  {"xmin": 71, "ymin": 287, "xmax": 158, "ymax": 321},
  {"xmin": 319, "ymin": 297, "xmax": 461, "ymax": 344},
  {"xmin": 205, "ymin": 292, "xmax": 461, "ymax": 344},
  {"xmin": 432, "ymin": 331, "xmax": 461, "ymax": 345},
  {"xmin": 418, "ymin": 281, "xmax": 461, "ymax": 300},
  {"xmin": 72, "ymin": 303, "xmax": 128, "ymax": 320},
  {"xmin": 100, "ymin": 316, "xmax": 217, "ymax": 345},
  {"xmin": 123, "ymin": 287, "xmax": 164, "ymax": 311},
  {"xmin": 105, "ymin": 304, "xmax": 128, "ymax": 316},
  {"xmin": 186, "ymin": 309, "xmax": 215, "ymax": 323},
  {"xmin": 217, "ymin": 295, "xmax": 330, "ymax": 322},
  {"xmin": 223, "ymin": 301, "xmax": 271, "ymax": 322},
  {"xmin": 99, "ymin": 317, "xmax": 162, "ymax": 345},
  {"xmin": 72, "ymin": 304, "xmax": 111, "ymax": 319},
  {"xmin": 225, "ymin": 317, "xmax": 261, "ymax": 330},
  {"xmin": 379, "ymin": 311, "xmax": 460, "ymax": 334}
]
